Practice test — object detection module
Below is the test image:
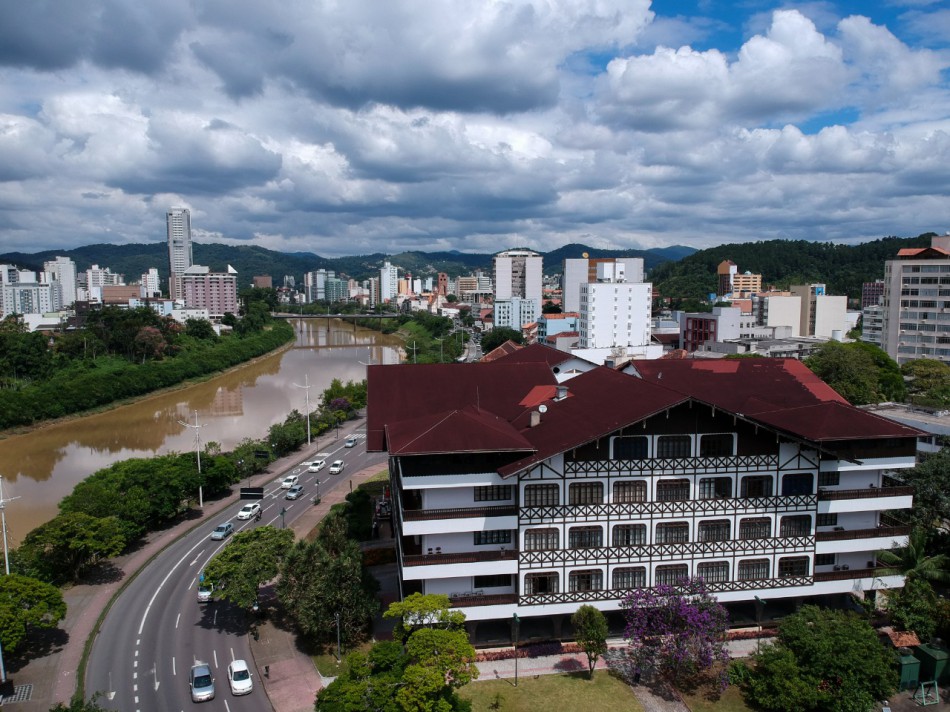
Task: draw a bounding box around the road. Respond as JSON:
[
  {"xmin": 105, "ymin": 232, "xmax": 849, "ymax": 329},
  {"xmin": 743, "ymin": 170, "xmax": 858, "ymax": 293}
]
[{"xmin": 86, "ymin": 428, "xmax": 386, "ymax": 712}]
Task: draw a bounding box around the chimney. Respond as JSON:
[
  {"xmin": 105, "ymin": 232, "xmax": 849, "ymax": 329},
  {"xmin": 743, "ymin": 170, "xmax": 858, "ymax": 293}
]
[
  {"xmin": 555, "ymin": 385, "xmax": 569, "ymax": 401},
  {"xmin": 530, "ymin": 410, "xmax": 541, "ymax": 427}
]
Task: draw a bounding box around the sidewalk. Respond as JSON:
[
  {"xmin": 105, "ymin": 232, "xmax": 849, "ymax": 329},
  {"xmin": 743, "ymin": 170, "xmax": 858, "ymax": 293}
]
[{"xmin": 7, "ymin": 421, "xmax": 371, "ymax": 712}]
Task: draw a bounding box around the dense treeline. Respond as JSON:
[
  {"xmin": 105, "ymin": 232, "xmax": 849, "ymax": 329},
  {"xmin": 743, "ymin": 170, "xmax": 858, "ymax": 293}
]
[{"xmin": 650, "ymin": 234, "xmax": 935, "ymax": 303}]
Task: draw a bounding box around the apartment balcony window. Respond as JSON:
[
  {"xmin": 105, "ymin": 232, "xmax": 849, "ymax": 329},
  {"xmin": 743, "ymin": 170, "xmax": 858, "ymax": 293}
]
[
  {"xmin": 474, "ymin": 485, "xmax": 513, "ymax": 502},
  {"xmin": 569, "ymin": 569, "xmax": 604, "ymax": 592},
  {"xmin": 696, "ymin": 561, "xmax": 730, "ymax": 584},
  {"xmin": 614, "ymin": 480, "xmax": 647, "ymax": 503},
  {"xmin": 780, "ymin": 515, "xmax": 811, "ymax": 538},
  {"xmin": 815, "ymin": 554, "xmax": 835, "ymax": 567},
  {"xmin": 656, "ymin": 479, "xmax": 690, "ymax": 502},
  {"xmin": 613, "ymin": 435, "xmax": 648, "ymax": 459},
  {"xmin": 778, "ymin": 556, "xmax": 810, "ymax": 577},
  {"xmin": 698, "ymin": 477, "xmax": 732, "ymax": 499},
  {"xmin": 698, "ymin": 519, "xmax": 731, "ymax": 542},
  {"xmin": 816, "ymin": 513, "xmax": 838, "ymax": 527},
  {"xmin": 524, "ymin": 528, "xmax": 558, "ymax": 551},
  {"xmin": 569, "ymin": 526, "xmax": 603, "ymax": 549},
  {"xmin": 524, "ymin": 572, "xmax": 559, "ymax": 595},
  {"xmin": 474, "ymin": 574, "xmax": 512, "ymax": 589},
  {"xmin": 654, "ymin": 564, "xmax": 688, "ymax": 586},
  {"xmin": 570, "ymin": 482, "xmax": 604, "ymax": 505},
  {"xmin": 612, "ymin": 566, "xmax": 646, "ymax": 589},
  {"xmin": 739, "ymin": 517, "xmax": 771, "ymax": 540},
  {"xmin": 699, "ymin": 433, "xmax": 734, "ymax": 457},
  {"xmin": 781, "ymin": 473, "xmax": 814, "ymax": 496},
  {"xmin": 524, "ymin": 484, "xmax": 559, "ymax": 507},
  {"xmin": 473, "ymin": 530, "xmax": 512, "ymax": 546},
  {"xmin": 738, "ymin": 558, "xmax": 770, "ymax": 581},
  {"xmin": 740, "ymin": 475, "xmax": 773, "ymax": 498},
  {"xmin": 612, "ymin": 524, "xmax": 647, "ymax": 547},
  {"xmin": 656, "ymin": 522, "xmax": 689, "ymax": 544},
  {"xmin": 656, "ymin": 435, "xmax": 691, "ymax": 458},
  {"xmin": 817, "ymin": 472, "xmax": 840, "ymax": 487}
]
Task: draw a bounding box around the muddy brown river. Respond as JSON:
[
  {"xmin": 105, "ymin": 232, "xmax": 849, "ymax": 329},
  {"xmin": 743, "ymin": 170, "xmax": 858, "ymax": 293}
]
[{"xmin": 0, "ymin": 319, "xmax": 401, "ymax": 543}]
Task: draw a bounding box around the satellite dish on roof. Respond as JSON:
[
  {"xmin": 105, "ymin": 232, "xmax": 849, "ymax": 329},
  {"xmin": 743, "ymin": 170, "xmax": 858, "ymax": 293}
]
[
  {"xmin": 538, "ymin": 405, "xmax": 548, "ymax": 413},
  {"xmin": 582, "ymin": 252, "xmax": 589, "ymax": 258}
]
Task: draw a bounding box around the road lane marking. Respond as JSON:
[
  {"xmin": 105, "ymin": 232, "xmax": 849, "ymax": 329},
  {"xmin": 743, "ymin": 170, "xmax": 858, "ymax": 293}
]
[
  {"xmin": 213, "ymin": 650, "xmax": 218, "ymax": 668},
  {"xmin": 138, "ymin": 535, "xmax": 217, "ymax": 635},
  {"xmin": 189, "ymin": 550, "xmax": 205, "ymax": 566},
  {"xmin": 224, "ymin": 700, "xmax": 231, "ymax": 712},
  {"xmin": 230, "ymin": 647, "xmax": 235, "ymax": 662},
  {"xmin": 172, "ymin": 656, "xmax": 176, "ymax": 676},
  {"xmin": 175, "ymin": 613, "xmax": 180, "ymax": 629}
]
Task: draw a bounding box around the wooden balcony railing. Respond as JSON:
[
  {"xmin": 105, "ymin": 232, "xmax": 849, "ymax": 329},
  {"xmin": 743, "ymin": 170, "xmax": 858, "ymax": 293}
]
[
  {"xmin": 402, "ymin": 505, "xmax": 519, "ymax": 521},
  {"xmin": 815, "ymin": 525, "xmax": 912, "ymax": 542},
  {"xmin": 814, "ymin": 566, "xmax": 882, "ymax": 582},
  {"xmin": 449, "ymin": 593, "xmax": 518, "ymax": 608},
  {"xmin": 817, "ymin": 486, "xmax": 914, "ymax": 501},
  {"xmin": 404, "ymin": 549, "xmax": 519, "ymax": 567}
]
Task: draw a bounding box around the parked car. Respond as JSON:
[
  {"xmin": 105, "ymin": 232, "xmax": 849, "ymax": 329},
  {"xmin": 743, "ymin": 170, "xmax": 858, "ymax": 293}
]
[
  {"xmin": 236, "ymin": 502, "xmax": 261, "ymax": 520},
  {"xmin": 285, "ymin": 484, "xmax": 304, "ymax": 500},
  {"xmin": 210, "ymin": 522, "xmax": 234, "ymax": 540},
  {"xmin": 280, "ymin": 474, "xmax": 299, "ymax": 489},
  {"xmin": 344, "ymin": 436, "xmax": 357, "ymax": 448},
  {"xmin": 197, "ymin": 582, "xmax": 213, "ymax": 603},
  {"xmin": 308, "ymin": 459, "xmax": 326, "ymax": 473},
  {"xmin": 227, "ymin": 659, "xmax": 253, "ymax": 696},
  {"xmin": 190, "ymin": 662, "xmax": 215, "ymax": 702},
  {"xmin": 329, "ymin": 460, "xmax": 345, "ymax": 475}
]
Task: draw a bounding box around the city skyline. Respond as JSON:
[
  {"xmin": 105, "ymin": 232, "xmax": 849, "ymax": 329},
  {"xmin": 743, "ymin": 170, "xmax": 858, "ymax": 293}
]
[{"xmin": 0, "ymin": 1, "xmax": 948, "ymax": 257}]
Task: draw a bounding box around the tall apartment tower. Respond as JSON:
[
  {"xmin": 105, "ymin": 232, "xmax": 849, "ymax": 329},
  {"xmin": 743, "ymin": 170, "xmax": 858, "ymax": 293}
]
[
  {"xmin": 167, "ymin": 208, "xmax": 193, "ymax": 300},
  {"xmin": 563, "ymin": 256, "xmax": 644, "ymax": 314},
  {"xmin": 493, "ymin": 249, "xmax": 542, "ymax": 302},
  {"xmin": 380, "ymin": 262, "xmax": 399, "ymax": 303},
  {"xmin": 43, "ymin": 256, "xmax": 78, "ymax": 308}
]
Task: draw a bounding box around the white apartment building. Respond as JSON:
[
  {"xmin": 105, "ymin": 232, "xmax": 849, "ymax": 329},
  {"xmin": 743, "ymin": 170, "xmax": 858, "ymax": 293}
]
[
  {"xmin": 493, "ymin": 297, "xmax": 539, "ymax": 331},
  {"xmin": 562, "ymin": 257, "xmax": 644, "ymax": 314},
  {"xmin": 43, "ymin": 256, "xmax": 77, "ymax": 308},
  {"xmin": 882, "ymin": 235, "xmax": 950, "ymax": 365},
  {"xmin": 167, "ymin": 207, "xmax": 193, "ymax": 300},
  {"xmin": 1, "ymin": 280, "xmax": 59, "ymax": 318},
  {"xmin": 493, "ymin": 249, "xmax": 542, "ymax": 302},
  {"xmin": 861, "ymin": 304, "xmax": 884, "ymax": 348},
  {"xmin": 790, "ymin": 284, "xmax": 847, "ymax": 339},
  {"xmin": 380, "ymin": 262, "xmax": 399, "ymax": 304},
  {"xmin": 367, "ymin": 350, "xmax": 917, "ymax": 639},
  {"xmin": 756, "ymin": 295, "xmax": 802, "ymax": 336},
  {"xmin": 141, "ymin": 268, "xmax": 162, "ymax": 298}
]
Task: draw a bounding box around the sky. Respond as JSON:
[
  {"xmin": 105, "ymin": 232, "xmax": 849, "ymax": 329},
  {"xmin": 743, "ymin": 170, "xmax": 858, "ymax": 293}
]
[{"xmin": 0, "ymin": 1, "xmax": 948, "ymax": 258}]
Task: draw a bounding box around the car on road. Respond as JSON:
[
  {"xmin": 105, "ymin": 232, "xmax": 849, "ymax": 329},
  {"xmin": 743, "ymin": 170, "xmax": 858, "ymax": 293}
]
[
  {"xmin": 227, "ymin": 659, "xmax": 253, "ymax": 696},
  {"xmin": 280, "ymin": 474, "xmax": 299, "ymax": 489},
  {"xmin": 236, "ymin": 502, "xmax": 261, "ymax": 520},
  {"xmin": 210, "ymin": 522, "xmax": 234, "ymax": 540},
  {"xmin": 329, "ymin": 459, "xmax": 345, "ymax": 475},
  {"xmin": 308, "ymin": 459, "xmax": 326, "ymax": 473},
  {"xmin": 344, "ymin": 436, "xmax": 358, "ymax": 448},
  {"xmin": 190, "ymin": 662, "xmax": 215, "ymax": 702},
  {"xmin": 285, "ymin": 484, "xmax": 304, "ymax": 500},
  {"xmin": 197, "ymin": 582, "xmax": 214, "ymax": 603}
]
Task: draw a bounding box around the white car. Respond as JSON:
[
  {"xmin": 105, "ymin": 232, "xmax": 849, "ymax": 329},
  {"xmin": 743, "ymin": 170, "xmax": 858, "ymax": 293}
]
[
  {"xmin": 308, "ymin": 459, "xmax": 326, "ymax": 473},
  {"xmin": 280, "ymin": 474, "xmax": 299, "ymax": 489},
  {"xmin": 227, "ymin": 659, "xmax": 253, "ymax": 696},
  {"xmin": 236, "ymin": 502, "xmax": 261, "ymax": 520},
  {"xmin": 344, "ymin": 436, "xmax": 357, "ymax": 448},
  {"xmin": 329, "ymin": 460, "xmax": 345, "ymax": 475}
]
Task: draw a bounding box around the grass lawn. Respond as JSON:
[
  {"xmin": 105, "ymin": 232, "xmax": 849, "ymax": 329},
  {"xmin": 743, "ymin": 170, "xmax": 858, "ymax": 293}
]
[
  {"xmin": 458, "ymin": 671, "xmax": 645, "ymax": 712},
  {"xmin": 679, "ymin": 683, "xmax": 753, "ymax": 712},
  {"xmin": 311, "ymin": 641, "xmax": 374, "ymax": 677}
]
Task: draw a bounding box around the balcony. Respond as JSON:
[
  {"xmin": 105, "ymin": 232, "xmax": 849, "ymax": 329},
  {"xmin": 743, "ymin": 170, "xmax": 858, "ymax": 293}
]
[
  {"xmin": 404, "ymin": 549, "xmax": 519, "ymax": 567},
  {"xmin": 816, "ymin": 525, "xmax": 911, "ymax": 542},
  {"xmin": 814, "ymin": 566, "xmax": 881, "ymax": 582},
  {"xmin": 817, "ymin": 486, "xmax": 914, "ymax": 501},
  {"xmin": 403, "ymin": 505, "xmax": 518, "ymax": 521},
  {"xmin": 449, "ymin": 593, "xmax": 518, "ymax": 608}
]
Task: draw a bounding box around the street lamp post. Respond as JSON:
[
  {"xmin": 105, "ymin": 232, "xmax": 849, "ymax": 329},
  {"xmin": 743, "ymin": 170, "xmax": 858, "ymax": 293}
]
[
  {"xmin": 177, "ymin": 410, "xmax": 206, "ymax": 507},
  {"xmin": 513, "ymin": 613, "xmax": 520, "ymax": 687},
  {"xmin": 293, "ymin": 373, "xmax": 313, "ymax": 445},
  {"xmin": 754, "ymin": 596, "xmax": 766, "ymax": 654},
  {"xmin": 335, "ymin": 611, "xmax": 342, "ymax": 662}
]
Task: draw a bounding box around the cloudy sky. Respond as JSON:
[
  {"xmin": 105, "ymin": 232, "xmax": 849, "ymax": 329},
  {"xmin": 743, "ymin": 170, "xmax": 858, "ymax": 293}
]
[{"xmin": 1, "ymin": 0, "xmax": 948, "ymax": 257}]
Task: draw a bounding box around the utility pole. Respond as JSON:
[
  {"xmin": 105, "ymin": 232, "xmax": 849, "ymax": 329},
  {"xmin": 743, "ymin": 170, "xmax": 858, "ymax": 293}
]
[
  {"xmin": 0, "ymin": 477, "xmax": 20, "ymax": 576},
  {"xmin": 293, "ymin": 373, "xmax": 313, "ymax": 445},
  {"xmin": 177, "ymin": 410, "xmax": 206, "ymax": 507},
  {"xmin": 407, "ymin": 341, "xmax": 418, "ymax": 364}
]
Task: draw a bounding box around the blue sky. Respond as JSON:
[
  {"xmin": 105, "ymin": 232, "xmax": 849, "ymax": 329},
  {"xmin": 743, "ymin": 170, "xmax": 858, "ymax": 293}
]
[{"xmin": 0, "ymin": 0, "xmax": 948, "ymax": 256}]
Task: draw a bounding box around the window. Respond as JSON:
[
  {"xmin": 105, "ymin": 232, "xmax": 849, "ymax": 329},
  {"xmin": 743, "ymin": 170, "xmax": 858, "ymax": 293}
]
[
  {"xmin": 656, "ymin": 522, "xmax": 689, "ymax": 544},
  {"xmin": 818, "ymin": 472, "xmax": 840, "ymax": 487},
  {"xmin": 698, "ymin": 477, "xmax": 732, "ymax": 499},
  {"xmin": 524, "ymin": 528, "xmax": 558, "ymax": 551},
  {"xmin": 473, "ymin": 530, "xmax": 512, "ymax": 545},
  {"xmin": 569, "ymin": 569, "xmax": 603, "ymax": 592},
  {"xmin": 738, "ymin": 559, "xmax": 770, "ymax": 580},
  {"xmin": 474, "ymin": 485, "xmax": 513, "ymax": 502},
  {"xmin": 569, "ymin": 482, "xmax": 604, "ymax": 505},
  {"xmin": 781, "ymin": 473, "xmax": 813, "ymax": 496},
  {"xmin": 656, "ymin": 479, "xmax": 690, "ymax": 501},
  {"xmin": 613, "ymin": 480, "xmax": 647, "ymax": 503},
  {"xmin": 524, "ymin": 572, "xmax": 558, "ymax": 594},
  {"xmin": 524, "ymin": 484, "xmax": 558, "ymax": 507},
  {"xmin": 739, "ymin": 518, "xmax": 771, "ymax": 539},
  {"xmin": 778, "ymin": 556, "xmax": 810, "ymax": 577},
  {"xmin": 696, "ymin": 561, "xmax": 729, "ymax": 583},
  {"xmin": 612, "ymin": 567, "xmax": 646, "ymax": 589},
  {"xmin": 814, "ymin": 554, "xmax": 835, "ymax": 567},
  {"xmin": 700, "ymin": 434, "xmax": 734, "ymax": 457},
  {"xmin": 569, "ymin": 526, "xmax": 603, "ymax": 549},
  {"xmin": 613, "ymin": 436, "xmax": 648, "ymax": 459},
  {"xmin": 656, "ymin": 435, "xmax": 691, "ymax": 458},
  {"xmin": 698, "ymin": 520, "xmax": 731, "ymax": 542},
  {"xmin": 780, "ymin": 515, "xmax": 811, "ymax": 538},
  {"xmin": 816, "ymin": 513, "xmax": 838, "ymax": 527},
  {"xmin": 740, "ymin": 475, "xmax": 773, "ymax": 498},
  {"xmin": 654, "ymin": 564, "xmax": 688, "ymax": 585},
  {"xmin": 473, "ymin": 574, "xmax": 511, "ymax": 589},
  {"xmin": 612, "ymin": 524, "xmax": 647, "ymax": 547}
]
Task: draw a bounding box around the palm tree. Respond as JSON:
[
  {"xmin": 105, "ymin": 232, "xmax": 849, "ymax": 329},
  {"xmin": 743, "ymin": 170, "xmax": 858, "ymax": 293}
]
[{"xmin": 877, "ymin": 528, "xmax": 950, "ymax": 584}]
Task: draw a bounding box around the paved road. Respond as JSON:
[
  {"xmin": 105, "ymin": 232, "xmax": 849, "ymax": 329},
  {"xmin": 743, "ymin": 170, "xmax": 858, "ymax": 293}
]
[{"xmin": 86, "ymin": 429, "xmax": 384, "ymax": 712}]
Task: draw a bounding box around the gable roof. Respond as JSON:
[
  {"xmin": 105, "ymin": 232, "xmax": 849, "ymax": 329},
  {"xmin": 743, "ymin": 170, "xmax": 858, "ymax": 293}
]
[
  {"xmin": 385, "ymin": 405, "xmax": 535, "ymax": 455},
  {"xmin": 480, "ymin": 340, "xmax": 523, "ymax": 362},
  {"xmin": 749, "ymin": 401, "xmax": 922, "ymax": 442},
  {"xmin": 489, "ymin": 342, "xmax": 573, "ymax": 367}
]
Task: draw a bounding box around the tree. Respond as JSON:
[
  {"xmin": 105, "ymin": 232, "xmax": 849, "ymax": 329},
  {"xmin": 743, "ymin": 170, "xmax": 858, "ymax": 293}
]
[
  {"xmin": 804, "ymin": 341, "xmax": 882, "ymax": 405},
  {"xmin": 887, "ymin": 577, "xmax": 939, "ymax": 642},
  {"xmin": 17, "ymin": 512, "xmax": 126, "ymax": 583},
  {"xmin": 383, "ymin": 593, "xmax": 465, "ymax": 644},
  {"xmin": 0, "ymin": 574, "xmax": 66, "ymax": 655},
  {"xmin": 184, "ymin": 318, "xmax": 218, "ymax": 341},
  {"xmin": 571, "ymin": 605, "xmax": 607, "ymax": 679},
  {"xmin": 49, "ymin": 695, "xmax": 111, "ymax": 712},
  {"xmin": 742, "ymin": 606, "xmax": 896, "ymax": 712},
  {"xmin": 203, "ymin": 526, "xmax": 294, "ymax": 608},
  {"xmin": 316, "ymin": 643, "xmax": 407, "ymax": 712},
  {"xmin": 899, "ymin": 449, "xmax": 950, "ymax": 532},
  {"xmin": 903, "ymin": 359, "xmax": 950, "ymax": 408},
  {"xmin": 616, "ymin": 577, "xmax": 729, "ymax": 687},
  {"xmin": 542, "ymin": 301, "xmax": 562, "ymax": 314},
  {"xmin": 877, "ymin": 528, "xmax": 950, "ymax": 584},
  {"xmin": 480, "ymin": 327, "xmax": 523, "ymax": 354}
]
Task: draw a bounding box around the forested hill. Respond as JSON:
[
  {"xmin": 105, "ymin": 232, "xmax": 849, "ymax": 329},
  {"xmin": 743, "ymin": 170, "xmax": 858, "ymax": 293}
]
[{"xmin": 650, "ymin": 234, "xmax": 937, "ymax": 302}]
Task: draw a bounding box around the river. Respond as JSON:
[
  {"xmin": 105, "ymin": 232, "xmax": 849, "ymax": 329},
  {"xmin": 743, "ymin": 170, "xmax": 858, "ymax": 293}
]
[{"xmin": 0, "ymin": 319, "xmax": 401, "ymax": 543}]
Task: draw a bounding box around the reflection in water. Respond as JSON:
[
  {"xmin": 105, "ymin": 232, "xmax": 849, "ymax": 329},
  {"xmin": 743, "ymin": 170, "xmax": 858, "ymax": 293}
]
[{"xmin": 0, "ymin": 319, "xmax": 401, "ymax": 543}]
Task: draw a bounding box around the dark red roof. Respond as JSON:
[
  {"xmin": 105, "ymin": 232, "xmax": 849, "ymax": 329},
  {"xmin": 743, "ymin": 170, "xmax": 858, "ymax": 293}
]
[
  {"xmin": 488, "ymin": 342, "xmax": 573, "ymax": 367},
  {"xmin": 750, "ymin": 401, "xmax": 922, "ymax": 442},
  {"xmin": 480, "ymin": 340, "xmax": 523, "ymax": 363},
  {"xmin": 385, "ymin": 405, "xmax": 534, "ymax": 455}
]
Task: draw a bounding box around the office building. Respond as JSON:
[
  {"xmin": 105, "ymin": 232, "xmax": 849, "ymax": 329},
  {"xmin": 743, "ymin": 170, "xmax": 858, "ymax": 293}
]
[
  {"xmin": 862, "ymin": 281, "xmax": 885, "ymax": 310},
  {"xmin": 717, "ymin": 261, "xmax": 762, "ymax": 298},
  {"xmin": 790, "ymin": 284, "xmax": 848, "ymax": 339},
  {"xmin": 167, "ymin": 207, "xmax": 193, "ymax": 300},
  {"xmin": 175, "ymin": 265, "xmax": 239, "ymax": 319}
]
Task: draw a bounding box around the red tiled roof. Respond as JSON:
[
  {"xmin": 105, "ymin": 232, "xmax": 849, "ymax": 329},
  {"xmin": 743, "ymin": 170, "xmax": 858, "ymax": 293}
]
[
  {"xmin": 385, "ymin": 405, "xmax": 535, "ymax": 455},
  {"xmin": 480, "ymin": 340, "xmax": 524, "ymax": 362},
  {"xmin": 897, "ymin": 247, "xmax": 950, "ymax": 258},
  {"xmin": 488, "ymin": 342, "xmax": 573, "ymax": 367},
  {"xmin": 750, "ymin": 401, "xmax": 922, "ymax": 441}
]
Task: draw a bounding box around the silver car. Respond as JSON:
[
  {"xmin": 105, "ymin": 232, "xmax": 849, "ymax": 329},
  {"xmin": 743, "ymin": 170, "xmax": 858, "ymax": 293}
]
[{"xmin": 190, "ymin": 662, "xmax": 215, "ymax": 702}]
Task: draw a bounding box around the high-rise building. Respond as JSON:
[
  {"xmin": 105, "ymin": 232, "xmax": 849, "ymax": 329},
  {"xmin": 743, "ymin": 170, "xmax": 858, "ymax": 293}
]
[
  {"xmin": 174, "ymin": 265, "xmax": 238, "ymax": 319},
  {"xmin": 43, "ymin": 256, "xmax": 77, "ymax": 308},
  {"xmin": 141, "ymin": 268, "xmax": 162, "ymax": 298},
  {"xmin": 493, "ymin": 249, "xmax": 542, "ymax": 302},
  {"xmin": 578, "ymin": 262, "xmax": 652, "ymax": 351},
  {"xmin": 790, "ymin": 284, "xmax": 847, "ymax": 338},
  {"xmin": 167, "ymin": 208, "xmax": 193, "ymax": 300},
  {"xmin": 562, "ymin": 256, "xmax": 644, "ymax": 314},
  {"xmin": 861, "ymin": 281, "xmax": 885, "ymax": 309},
  {"xmin": 717, "ymin": 260, "xmax": 762, "ymax": 297},
  {"xmin": 380, "ymin": 262, "xmax": 399, "ymax": 303}
]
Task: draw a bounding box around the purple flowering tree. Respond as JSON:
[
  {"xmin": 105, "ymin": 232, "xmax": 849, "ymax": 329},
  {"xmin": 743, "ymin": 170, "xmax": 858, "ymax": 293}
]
[{"xmin": 616, "ymin": 577, "xmax": 729, "ymax": 688}]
